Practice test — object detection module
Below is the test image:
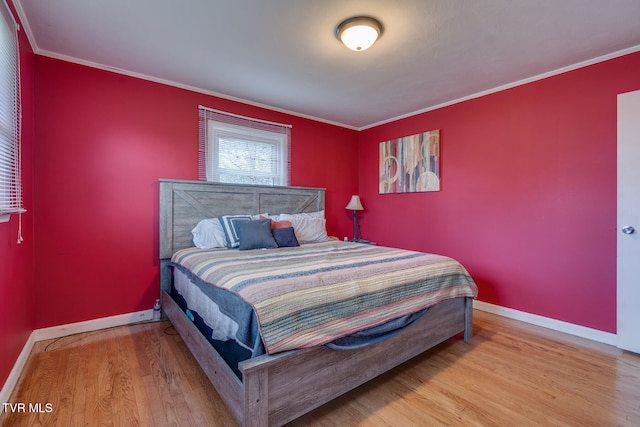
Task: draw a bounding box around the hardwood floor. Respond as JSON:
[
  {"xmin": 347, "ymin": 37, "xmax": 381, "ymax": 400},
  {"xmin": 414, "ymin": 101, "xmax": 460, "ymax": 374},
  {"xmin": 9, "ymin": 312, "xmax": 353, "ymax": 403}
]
[{"xmin": 2, "ymin": 310, "xmax": 639, "ymax": 426}]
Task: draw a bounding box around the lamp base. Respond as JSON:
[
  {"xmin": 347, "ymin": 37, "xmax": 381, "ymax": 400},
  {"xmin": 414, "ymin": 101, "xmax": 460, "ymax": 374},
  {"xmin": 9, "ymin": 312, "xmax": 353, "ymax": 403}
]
[{"xmin": 351, "ymin": 239, "xmax": 375, "ymax": 245}]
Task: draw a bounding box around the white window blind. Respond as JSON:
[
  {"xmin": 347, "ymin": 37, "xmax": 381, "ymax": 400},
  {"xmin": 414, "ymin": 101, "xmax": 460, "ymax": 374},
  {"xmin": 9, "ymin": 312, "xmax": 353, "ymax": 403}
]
[
  {"xmin": 198, "ymin": 106, "xmax": 291, "ymax": 186},
  {"xmin": 0, "ymin": 0, "xmax": 22, "ymax": 225}
]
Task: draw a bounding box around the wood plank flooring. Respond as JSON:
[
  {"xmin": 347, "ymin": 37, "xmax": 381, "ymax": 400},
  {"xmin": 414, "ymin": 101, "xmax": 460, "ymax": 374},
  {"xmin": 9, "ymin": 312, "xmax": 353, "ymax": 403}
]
[{"xmin": 2, "ymin": 310, "xmax": 639, "ymax": 426}]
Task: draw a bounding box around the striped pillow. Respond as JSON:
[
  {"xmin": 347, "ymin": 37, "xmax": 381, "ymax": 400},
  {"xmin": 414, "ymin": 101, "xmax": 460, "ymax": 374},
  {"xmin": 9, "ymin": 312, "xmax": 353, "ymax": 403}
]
[{"xmin": 218, "ymin": 215, "xmax": 253, "ymax": 248}]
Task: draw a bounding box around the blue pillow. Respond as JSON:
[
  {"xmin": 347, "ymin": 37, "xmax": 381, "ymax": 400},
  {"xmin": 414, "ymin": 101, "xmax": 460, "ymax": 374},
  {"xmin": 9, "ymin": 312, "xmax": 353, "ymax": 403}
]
[
  {"xmin": 272, "ymin": 227, "xmax": 300, "ymax": 247},
  {"xmin": 236, "ymin": 219, "xmax": 278, "ymax": 250}
]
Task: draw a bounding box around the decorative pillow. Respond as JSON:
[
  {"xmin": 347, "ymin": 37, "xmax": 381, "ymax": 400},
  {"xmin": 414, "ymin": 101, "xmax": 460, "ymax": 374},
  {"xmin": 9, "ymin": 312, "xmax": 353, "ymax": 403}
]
[
  {"xmin": 272, "ymin": 227, "xmax": 300, "ymax": 247},
  {"xmin": 236, "ymin": 219, "xmax": 278, "ymax": 250},
  {"xmin": 219, "ymin": 215, "xmax": 253, "ymax": 248},
  {"xmin": 271, "ymin": 220, "xmax": 292, "ymax": 229},
  {"xmin": 279, "ymin": 214, "xmax": 329, "ymax": 243},
  {"xmin": 191, "ymin": 218, "xmax": 228, "ymax": 249}
]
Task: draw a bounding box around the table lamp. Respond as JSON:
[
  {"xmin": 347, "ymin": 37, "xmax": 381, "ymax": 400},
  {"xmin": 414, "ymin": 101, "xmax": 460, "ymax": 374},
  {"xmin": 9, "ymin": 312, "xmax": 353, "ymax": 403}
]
[{"xmin": 345, "ymin": 195, "xmax": 364, "ymax": 241}]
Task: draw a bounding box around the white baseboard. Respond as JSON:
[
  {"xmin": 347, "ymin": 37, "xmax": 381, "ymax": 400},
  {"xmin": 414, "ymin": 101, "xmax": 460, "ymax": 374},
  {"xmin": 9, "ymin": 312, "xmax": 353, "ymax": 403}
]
[
  {"xmin": 0, "ymin": 333, "xmax": 35, "ymax": 405},
  {"xmin": 473, "ymin": 300, "xmax": 617, "ymax": 346},
  {"xmin": 32, "ymin": 309, "xmax": 153, "ymax": 342},
  {"xmin": 1, "ymin": 309, "xmax": 153, "ymax": 404}
]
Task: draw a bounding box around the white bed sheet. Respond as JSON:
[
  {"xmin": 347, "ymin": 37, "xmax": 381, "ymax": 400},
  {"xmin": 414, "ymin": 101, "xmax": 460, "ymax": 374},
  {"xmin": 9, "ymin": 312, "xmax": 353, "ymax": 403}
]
[{"xmin": 173, "ymin": 268, "xmax": 247, "ymax": 348}]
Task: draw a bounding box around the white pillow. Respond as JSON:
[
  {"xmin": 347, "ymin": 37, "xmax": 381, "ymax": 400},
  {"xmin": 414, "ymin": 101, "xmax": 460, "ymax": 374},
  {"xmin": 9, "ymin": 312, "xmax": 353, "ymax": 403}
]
[
  {"xmin": 271, "ymin": 211, "xmax": 323, "ymax": 221},
  {"xmin": 290, "ymin": 210, "xmax": 324, "ymax": 219},
  {"xmin": 192, "ymin": 218, "xmax": 228, "ymax": 249},
  {"xmin": 279, "ymin": 214, "xmax": 328, "ymax": 243}
]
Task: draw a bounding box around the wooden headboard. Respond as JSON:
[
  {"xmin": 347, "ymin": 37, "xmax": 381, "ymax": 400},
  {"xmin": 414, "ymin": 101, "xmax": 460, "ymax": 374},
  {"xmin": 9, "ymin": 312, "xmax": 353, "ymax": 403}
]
[{"xmin": 158, "ymin": 179, "xmax": 326, "ymax": 291}]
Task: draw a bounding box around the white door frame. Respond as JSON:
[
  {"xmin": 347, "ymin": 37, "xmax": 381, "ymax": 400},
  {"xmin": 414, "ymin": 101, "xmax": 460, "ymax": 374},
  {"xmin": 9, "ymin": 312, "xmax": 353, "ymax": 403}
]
[{"xmin": 617, "ymin": 89, "xmax": 640, "ymax": 354}]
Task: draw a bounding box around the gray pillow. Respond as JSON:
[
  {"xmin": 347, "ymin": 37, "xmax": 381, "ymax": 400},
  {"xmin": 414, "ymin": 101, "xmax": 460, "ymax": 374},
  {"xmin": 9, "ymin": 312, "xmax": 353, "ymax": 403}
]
[{"xmin": 236, "ymin": 219, "xmax": 278, "ymax": 250}]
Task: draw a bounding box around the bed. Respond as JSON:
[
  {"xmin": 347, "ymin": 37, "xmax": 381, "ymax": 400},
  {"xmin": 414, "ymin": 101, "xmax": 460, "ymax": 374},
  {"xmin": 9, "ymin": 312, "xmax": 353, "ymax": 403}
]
[{"xmin": 159, "ymin": 179, "xmax": 477, "ymax": 426}]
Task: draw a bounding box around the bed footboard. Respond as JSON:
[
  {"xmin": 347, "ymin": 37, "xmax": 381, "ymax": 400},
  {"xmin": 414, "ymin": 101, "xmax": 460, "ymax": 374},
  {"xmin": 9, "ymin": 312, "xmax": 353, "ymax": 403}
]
[
  {"xmin": 239, "ymin": 297, "xmax": 470, "ymax": 426},
  {"xmin": 164, "ymin": 290, "xmax": 471, "ymax": 427},
  {"xmin": 465, "ymin": 295, "xmax": 474, "ymax": 341}
]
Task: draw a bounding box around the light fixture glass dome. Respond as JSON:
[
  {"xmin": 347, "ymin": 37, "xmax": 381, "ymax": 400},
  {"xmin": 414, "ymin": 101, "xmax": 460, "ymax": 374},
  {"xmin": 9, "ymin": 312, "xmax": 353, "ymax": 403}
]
[{"xmin": 336, "ymin": 16, "xmax": 383, "ymax": 51}]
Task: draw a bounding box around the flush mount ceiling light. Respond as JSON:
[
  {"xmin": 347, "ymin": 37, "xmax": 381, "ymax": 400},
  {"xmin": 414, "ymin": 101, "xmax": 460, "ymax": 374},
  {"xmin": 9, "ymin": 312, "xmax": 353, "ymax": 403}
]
[{"xmin": 336, "ymin": 16, "xmax": 383, "ymax": 51}]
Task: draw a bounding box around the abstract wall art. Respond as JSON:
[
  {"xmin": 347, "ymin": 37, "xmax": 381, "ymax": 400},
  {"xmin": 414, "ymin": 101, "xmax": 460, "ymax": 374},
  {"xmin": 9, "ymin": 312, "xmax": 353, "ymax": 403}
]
[{"xmin": 379, "ymin": 129, "xmax": 440, "ymax": 194}]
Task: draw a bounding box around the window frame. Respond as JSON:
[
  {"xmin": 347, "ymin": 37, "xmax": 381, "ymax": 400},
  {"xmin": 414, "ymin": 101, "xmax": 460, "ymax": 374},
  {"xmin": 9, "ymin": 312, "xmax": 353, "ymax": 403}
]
[
  {"xmin": 206, "ymin": 120, "xmax": 288, "ymax": 186},
  {"xmin": 0, "ymin": 0, "xmax": 23, "ymax": 224},
  {"xmin": 198, "ymin": 106, "xmax": 291, "ymax": 186}
]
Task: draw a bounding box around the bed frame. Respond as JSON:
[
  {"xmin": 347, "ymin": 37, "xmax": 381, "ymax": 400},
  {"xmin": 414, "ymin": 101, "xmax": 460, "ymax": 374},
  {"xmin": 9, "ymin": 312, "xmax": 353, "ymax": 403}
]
[{"xmin": 159, "ymin": 179, "xmax": 473, "ymax": 427}]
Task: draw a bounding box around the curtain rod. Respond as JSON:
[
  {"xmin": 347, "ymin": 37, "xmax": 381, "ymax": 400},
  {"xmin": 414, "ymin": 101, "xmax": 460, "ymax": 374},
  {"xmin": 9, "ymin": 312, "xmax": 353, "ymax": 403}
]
[{"xmin": 198, "ymin": 105, "xmax": 293, "ymax": 129}]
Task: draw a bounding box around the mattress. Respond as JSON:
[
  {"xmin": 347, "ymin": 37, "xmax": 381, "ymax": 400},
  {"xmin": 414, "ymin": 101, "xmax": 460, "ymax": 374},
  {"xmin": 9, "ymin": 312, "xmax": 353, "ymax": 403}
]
[{"xmin": 169, "ymin": 240, "xmax": 478, "ymax": 360}]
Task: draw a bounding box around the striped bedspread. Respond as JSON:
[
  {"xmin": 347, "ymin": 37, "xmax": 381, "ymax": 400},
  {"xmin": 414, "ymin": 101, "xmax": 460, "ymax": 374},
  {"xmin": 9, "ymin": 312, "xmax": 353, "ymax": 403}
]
[{"xmin": 171, "ymin": 240, "xmax": 478, "ymax": 354}]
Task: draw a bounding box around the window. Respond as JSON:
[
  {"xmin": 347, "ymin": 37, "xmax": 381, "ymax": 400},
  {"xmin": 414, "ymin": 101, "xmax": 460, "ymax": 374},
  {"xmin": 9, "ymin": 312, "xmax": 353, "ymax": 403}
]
[
  {"xmin": 0, "ymin": 1, "xmax": 22, "ymax": 224},
  {"xmin": 199, "ymin": 106, "xmax": 290, "ymax": 186}
]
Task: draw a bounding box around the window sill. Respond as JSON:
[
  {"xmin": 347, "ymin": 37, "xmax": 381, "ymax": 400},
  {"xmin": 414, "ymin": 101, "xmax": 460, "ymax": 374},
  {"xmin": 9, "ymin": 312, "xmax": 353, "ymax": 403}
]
[{"xmin": 0, "ymin": 209, "xmax": 26, "ymax": 223}]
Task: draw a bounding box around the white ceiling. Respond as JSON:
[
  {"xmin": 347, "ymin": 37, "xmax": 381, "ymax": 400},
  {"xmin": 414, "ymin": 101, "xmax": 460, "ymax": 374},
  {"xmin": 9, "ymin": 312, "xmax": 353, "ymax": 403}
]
[{"xmin": 14, "ymin": 0, "xmax": 640, "ymax": 129}]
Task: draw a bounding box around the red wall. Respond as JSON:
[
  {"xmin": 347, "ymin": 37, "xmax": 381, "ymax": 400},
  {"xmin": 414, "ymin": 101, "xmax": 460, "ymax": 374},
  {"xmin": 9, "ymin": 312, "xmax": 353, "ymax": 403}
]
[
  {"xmin": 358, "ymin": 52, "xmax": 640, "ymax": 333},
  {"xmin": 33, "ymin": 57, "xmax": 359, "ymax": 328},
  {"xmin": 3, "ymin": 32, "xmax": 638, "ymax": 394},
  {"xmin": 0, "ymin": 4, "xmax": 35, "ymax": 391}
]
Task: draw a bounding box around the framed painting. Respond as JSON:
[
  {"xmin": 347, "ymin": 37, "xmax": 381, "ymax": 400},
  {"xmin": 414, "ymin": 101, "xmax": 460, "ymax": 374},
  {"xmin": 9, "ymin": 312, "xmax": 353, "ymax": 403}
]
[{"xmin": 379, "ymin": 129, "xmax": 440, "ymax": 194}]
